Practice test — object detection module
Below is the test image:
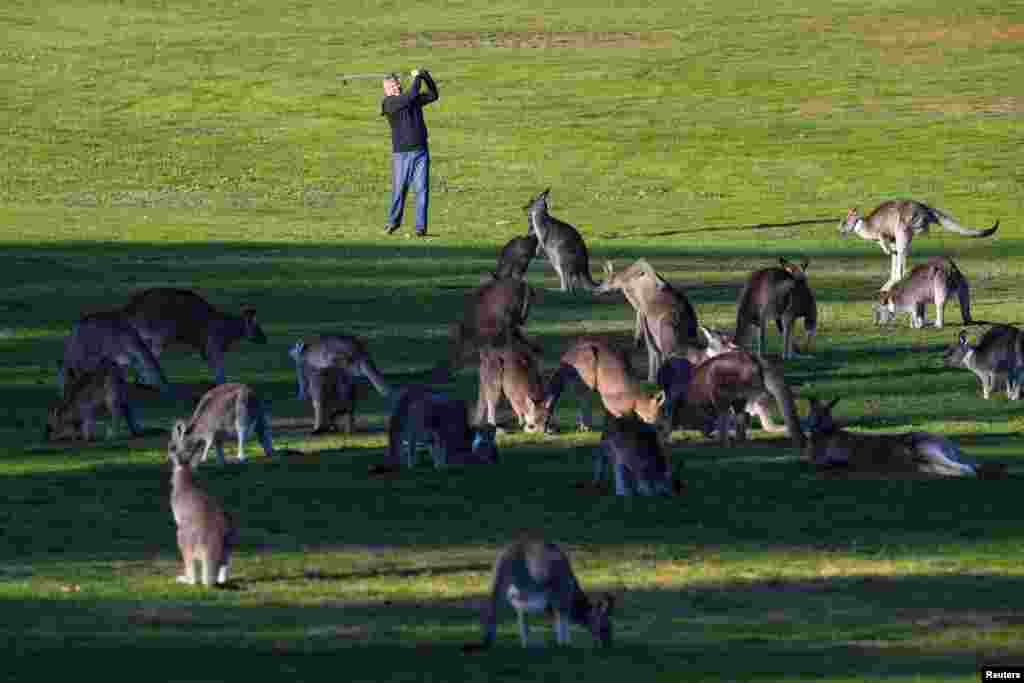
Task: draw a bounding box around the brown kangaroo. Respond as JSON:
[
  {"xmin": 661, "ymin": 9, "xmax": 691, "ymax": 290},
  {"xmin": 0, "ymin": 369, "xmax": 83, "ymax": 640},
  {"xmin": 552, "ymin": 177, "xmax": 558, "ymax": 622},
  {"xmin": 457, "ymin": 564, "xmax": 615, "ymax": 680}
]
[
  {"xmin": 446, "ymin": 276, "xmax": 538, "ymax": 374},
  {"xmin": 46, "ymin": 360, "xmax": 143, "ymax": 441},
  {"xmin": 475, "ymin": 344, "xmax": 550, "ymax": 433},
  {"xmin": 169, "ymin": 384, "xmax": 275, "ymax": 466},
  {"xmin": 734, "ymin": 258, "xmax": 817, "ymax": 360},
  {"xmin": 874, "ymin": 256, "xmax": 971, "ymax": 329}
]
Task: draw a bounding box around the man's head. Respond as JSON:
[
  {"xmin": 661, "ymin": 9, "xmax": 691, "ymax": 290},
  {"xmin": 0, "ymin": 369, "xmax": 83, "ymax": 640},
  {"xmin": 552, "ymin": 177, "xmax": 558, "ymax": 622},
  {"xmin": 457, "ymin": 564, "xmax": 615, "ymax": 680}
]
[{"xmin": 383, "ymin": 74, "xmax": 401, "ymax": 97}]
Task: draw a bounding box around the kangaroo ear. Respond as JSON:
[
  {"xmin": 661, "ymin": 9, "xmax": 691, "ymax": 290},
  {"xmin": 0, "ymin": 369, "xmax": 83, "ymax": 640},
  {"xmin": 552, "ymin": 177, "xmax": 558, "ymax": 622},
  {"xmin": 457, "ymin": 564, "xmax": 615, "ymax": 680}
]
[
  {"xmin": 654, "ymin": 390, "xmax": 667, "ymax": 407},
  {"xmin": 958, "ymin": 330, "xmax": 968, "ymax": 346},
  {"xmin": 699, "ymin": 325, "xmax": 712, "ymax": 342},
  {"xmin": 801, "ymin": 259, "xmax": 809, "ymax": 271},
  {"xmin": 172, "ymin": 419, "xmax": 188, "ymax": 444}
]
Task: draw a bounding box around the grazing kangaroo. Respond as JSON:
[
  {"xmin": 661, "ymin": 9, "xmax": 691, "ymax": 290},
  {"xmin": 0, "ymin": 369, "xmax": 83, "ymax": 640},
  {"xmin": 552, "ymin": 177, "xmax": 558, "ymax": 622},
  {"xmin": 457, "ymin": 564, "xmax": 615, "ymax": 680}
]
[
  {"xmin": 735, "ymin": 258, "xmax": 817, "ymax": 360},
  {"xmin": 379, "ymin": 385, "xmax": 499, "ymax": 470},
  {"xmin": 475, "ymin": 345, "xmax": 550, "ymax": 433},
  {"xmin": 46, "ymin": 361, "xmax": 142, "ymax": 441},
  {"xmin": 169, "ymin": 384, "xmax": 275, "ymax": 465},
  {"xmin": 60, "ymin": 311, "xmax": 171, "ymax": 397},
  {"xmin": 524, "ymin": 189, "xmax": 602, "ymax": 293},
  {"xmin": 289, "ymin": 335, "xmax": 392, "ymax": 433},
  {"xmin": 463, "ymin": 539, "xmax": 614, "ymax": 650},
  {"xmin": 490, "ymin": 233, "xmax": 539, "ymax": 281},
  {"xmin": 447, "ymin": 276, "xmax": 538, "ymax": 373},
  {"xmin": 168, "ymin": 446, "xmax": 238, "ymax": 586},
  {"xmin": 944, "ymin": 326, "xmax": 1024, "ymax": 400},
  {"xmin": 597, "ymin": 259, "xmax": 700, "ymax": 381},
  {"xmin": 121, "ymin": 288, "xmax": 268, "ymax": 385},
  {"xmin": 804, "ymin": 398, "xmax": 1006, "ymax": 479},
  {"xmin": 544, "ymin": 336, "xmax": 668, "ymax": 435},
  {"xmin": 594, "ymin": 415, "xmax": 680, "ymax": 496},
  {"xmin": 839, "ymin": 200, "xmax": 999, "ymax": 291},
  {"xmin": 874, "ymin": 256, "xmax": 971, "ymax": 329}
]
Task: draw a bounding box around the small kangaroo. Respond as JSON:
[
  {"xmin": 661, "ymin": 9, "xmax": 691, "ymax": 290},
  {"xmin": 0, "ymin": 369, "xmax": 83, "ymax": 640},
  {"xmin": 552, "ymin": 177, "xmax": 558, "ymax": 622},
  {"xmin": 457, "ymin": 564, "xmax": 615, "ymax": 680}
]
[
  {"xmin": 734, "ymin": 258, "xmax": 817, "ymax": 360},
  {"xmin": 168, "ymin": 446, "xmax": 238, "ymax": 586},
  {"xmin": 524, "ymin": 189, "xmax": 602, "ymax": 293},
  {"xmin": 943, "ymin": 326, "xmax": 1024, "ymax": 400},
  {"xmin": 169, "ymin": 384, "xmax": 275, "ymax": 465},
  {"xmin": 289, "ymin": 335, "xmax": 392, "ymax": 433},
  {"xmin": 804, "ymin": 397, "xmax": 1006, "ymax": 479},
  {"xmin": 874, "ymin": 256, "xmax": 971, "ymax": 329},
  {"xmin": 597, "ymin": 259, "xmax": 700, "ymax": 381},
  {"xmin": 463, "ymin": 539, "xmax": 614, "ymax": 650},
  {"xmin": 446, "ymin": 276, "xmax": 539, "ymax": 374},
  {"xmin": 121, "ymin": 288, "xmax": 268, "ymax": 385},
  {"xmin": 475, "ymin": 345, "xmax": 550, "ymax": 433},
  {"xmin": 60, "ymin": 311, "xmax": 171, "ymax": 396},
  {"xmin": 46, "ymin": 360, "xmax": 142, "ymax": 441},
  {"xmin": 544, "ymin": 336, "xmax": 668, "ymax": 436},
  {"xmin": 839, "ymin": 200, "xmax": 999, "ymax": 291},
  {"xmin": 491, "ymin": 233, "xmax": 539, "ymax": 281},
  {"xmin": 594, "ymin": 414, "xmax": 680, "ymax": 496}
]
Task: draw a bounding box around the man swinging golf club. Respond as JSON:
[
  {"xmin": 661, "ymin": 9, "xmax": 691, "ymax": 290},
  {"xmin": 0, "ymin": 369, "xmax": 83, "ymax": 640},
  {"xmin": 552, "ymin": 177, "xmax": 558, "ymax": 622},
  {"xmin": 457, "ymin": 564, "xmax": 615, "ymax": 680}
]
[{"xmin": 381, "ymin": 69, "xmax": 438, "ymax": 237}]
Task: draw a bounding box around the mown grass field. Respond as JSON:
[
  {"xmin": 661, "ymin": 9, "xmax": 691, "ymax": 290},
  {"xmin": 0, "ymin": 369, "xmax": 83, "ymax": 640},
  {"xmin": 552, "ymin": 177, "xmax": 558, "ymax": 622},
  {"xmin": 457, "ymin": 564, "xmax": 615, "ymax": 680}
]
[{"xmin": 2, "ymin": 1, "xmax": 1024, "ymax": 680}]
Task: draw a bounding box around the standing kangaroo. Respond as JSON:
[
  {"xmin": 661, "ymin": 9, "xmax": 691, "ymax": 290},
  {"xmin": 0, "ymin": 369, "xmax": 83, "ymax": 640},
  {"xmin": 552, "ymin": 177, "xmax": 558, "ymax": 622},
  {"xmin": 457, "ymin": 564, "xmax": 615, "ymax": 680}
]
[
  {"xmin": 874, "ymin": 256, "xmax": 971, "ymax": 329},
  {"xmin": 475, "ymin": 344, "xmax": 550, "ymax": 433},
  {"xmin": 169, "ymin": 384, "xmax": 275, "ymax": 465},
  {"xmin": 463, "ymin": 539, "xmax": 614, "ymax": 650},
  {"xmin": 446, "ymin": 276, "xmax": 538, "ymax": 373},
  {"xmin": 60, "ymin": 311, "xmax": 171, "ymax": 397},
  {"xmin": 121, "ymin": 288, "xmax": 268, "ymax": 385},
  {"xmin": 46, "ymin": 360, "xmax": 142, "ymax": 441},
  {"xmin": 490, "ymin": 233, "xmax": 539, "ymax": 281},
  {"xmin": 168, "ymin": 446, "xmax": 238, "ymax": 586},
  {"xmin": 289, "ymin": 335, "xmax": 392, "ymax": 433},
  {"xmin": 944, "ymin": 326, "xmax": 1024, "ymax": 400},
  {"xmin": 839, "ymin": 200, "xmax": 999, "ymax": 291},
  {"xmin": 734, "ymin": 258, "xmax": 817, "ymax": 360},
  {"xmin": 524, "ymin": 189, "xmax": 602, "ymax": 293},
  {"xmin": 597, "ymin": 259, "xmax": 700, "ymax": 381},
  {"xmin": 594, "ymin": 414, "xmax": 680, "ymax": 496}
]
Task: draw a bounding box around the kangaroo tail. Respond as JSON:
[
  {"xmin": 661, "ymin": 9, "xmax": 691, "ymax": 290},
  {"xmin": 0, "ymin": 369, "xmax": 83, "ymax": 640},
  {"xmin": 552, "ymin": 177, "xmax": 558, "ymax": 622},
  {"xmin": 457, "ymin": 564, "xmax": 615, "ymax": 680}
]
[
  {"xmin": 289, "ymin": 340, "xmax": 307, "ymax": 400},
  {"xmin": 944, "ymin": 261, "xmax": 973, "ymax": 324},
  {"xmin": 933, "ymin": 207, "xmax": 999, "ymax": 237},
  {"xmin": 358, "ymin": 355, "xmax": 393, "ymax": 398},
  {"xmin": 761, "ymin": 361, "xmax": 805, "ymax": 449}
]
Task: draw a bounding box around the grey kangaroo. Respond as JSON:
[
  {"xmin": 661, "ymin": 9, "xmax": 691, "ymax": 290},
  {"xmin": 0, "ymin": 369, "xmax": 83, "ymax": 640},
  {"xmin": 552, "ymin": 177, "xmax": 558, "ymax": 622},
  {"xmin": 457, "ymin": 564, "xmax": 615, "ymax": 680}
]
[
  {"xmin": 121, "ymin": 288, "xmax": 268, "ymax": 385},
  {"xmin": 839, "ymin": 200, "xmax": 998, "ymax": 291},
  {"xmin": 60, "ymin": 311, "xmax": 171, "ymax": 396},
  {"xmin": 463, "ymin": 539, "xmax": 614, "ymax": 651},
  {"xmin": 594, "ymin": 414, "xmax": 681, "ymax": 496},
  {"xmin": 874, "ymin": 256, "xmax": 971, "ymax": 329},
  {"xmin": 169, "ymin": 384, "xmax": 275, "ymax": 465},
  {"xmin": 524, "ymin": 189, "xmax": 602, "ymax": 293},
  {"xmin": 734, "ymin": 258, "xmax": 817, "ymax": 360},
  {"xmin": 490, "ymin": 233, "xmax": 539, "ymax": 281},
  {"xmin": 475, "ymin": 344, "xmax": 550, "ymax": 433},
  {"xmin": 168, "ymin": 445, "xmax": 238, "ymax": 586},
  {"xmin": 944, "ymin": 326, "xmax": 1024, "ymax": 400},
  {"xmin": 46, "ymin": 360, "xmax": 143, "ymax": 441}
]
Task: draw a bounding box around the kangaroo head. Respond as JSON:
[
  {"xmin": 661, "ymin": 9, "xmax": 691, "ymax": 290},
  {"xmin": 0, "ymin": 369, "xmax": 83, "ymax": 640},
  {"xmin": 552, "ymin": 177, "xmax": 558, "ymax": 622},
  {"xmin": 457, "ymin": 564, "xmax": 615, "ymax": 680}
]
[
  {"xmin": 588, "ymin": 595, "xmax": 615, "ymax": 648},
  {"xmin": 943, "ymin": 330, "xmax": 972, "ymax": 367},
  {"xmin": 520, "ymin": 392, "xmax": 551, "ymax": 434},
  {"xmin": 804, "ymin": 397, "xmax": 840, "ymax": 434},
  {"xmin": 839, "ymin": 208, "xmax": 861, "ymax": 234},
  {"xmin": 241, "ymin": 306, "xmax": 267, "ymax": 344},
  {"xmin": 523, "ymin": 188, "xmax": 550, "ymax": 212},
  {"xmin": 779, "ymin": 257, "xmax": 808, "ymax": 278}
]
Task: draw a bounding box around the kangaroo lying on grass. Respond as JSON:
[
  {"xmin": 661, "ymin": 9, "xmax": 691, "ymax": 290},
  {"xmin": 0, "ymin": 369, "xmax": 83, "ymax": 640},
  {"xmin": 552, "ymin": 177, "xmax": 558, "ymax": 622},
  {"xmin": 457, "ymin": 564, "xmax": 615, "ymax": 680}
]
[
  {"xmin": 168, "ymin": 446, "xmax": 238, "ymax": 587},
  {"xmin": 121, "ymin": 288, "xmax": 267, "ymax": 385},
  {"xmin": 804, "ymin": 398, "xmax": 1007, "ymax": 479},
  {"xmin": 60, "ymin": 311, "xmax": 170, "ymax": 397},
  {"xmin": 445, "ymin": 276, "xmax": 539, "ymax": 375},
  {"xmin": 735, "ymin": 258, "xmax": 817, "ymax": 360},
  {"xmin": 944, "ymin": 326, "xmax": 1024, "ymax": 400},
  {"xmin": 874, "ymin": 256, "xmax": 972, "ymax": 329},
  {"xmin": 490, "ymin": 233, "xmax": 539, "ymax": 281},
  {"xmin": 524, "ymin": 189, "xmax": 602, "ymax": 293},
  {"xmin": 839, "ymin": 200, "xmax": 999, "ymax": 291},
  {"xmin": 289, "ymin": 335, "xmax": 392, "ymax": 433},
  {"xmin": 597, "ymin": 259, "xmax": 699, "ymax": 381},
  {"xmin": 594, "ymin": 414, "xmax": 681, "ymax": 496},
  {"xmin": 169, "ymin": 384, "xmax": 275, "ymax": 466},
  {"xmin": 544, "ymin": 336, "xmax": 668, "ymax": 435},
  {"xmin": 46, "ymin": 360, "xmax": 142, "ymax": 441},
  {"xmin": 463, "ymin": 539, "xmax": 614, "ymax": 651},
  {"xmin": 475, "ymin": 344, "xmax": 550, "ymax": 433}
]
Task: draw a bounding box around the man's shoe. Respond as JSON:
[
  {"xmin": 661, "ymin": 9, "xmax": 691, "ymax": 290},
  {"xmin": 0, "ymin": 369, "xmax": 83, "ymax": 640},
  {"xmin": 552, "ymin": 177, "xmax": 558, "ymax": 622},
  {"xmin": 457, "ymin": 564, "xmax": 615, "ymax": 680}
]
[
  {"xmin": 384, "ymin": 223, "xmax": 400, "ymax": 235},
  {"xmin": 415, "ymin": 230, "xmax": 428, "ymax": 238}
]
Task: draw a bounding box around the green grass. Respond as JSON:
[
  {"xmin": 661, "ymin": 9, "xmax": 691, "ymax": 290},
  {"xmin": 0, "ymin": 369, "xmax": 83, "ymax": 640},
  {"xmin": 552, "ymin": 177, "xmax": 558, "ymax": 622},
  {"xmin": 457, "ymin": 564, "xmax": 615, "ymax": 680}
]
[{"xmin": 2, "ymin": 1, "xmax": 1024, "ymax": 680}]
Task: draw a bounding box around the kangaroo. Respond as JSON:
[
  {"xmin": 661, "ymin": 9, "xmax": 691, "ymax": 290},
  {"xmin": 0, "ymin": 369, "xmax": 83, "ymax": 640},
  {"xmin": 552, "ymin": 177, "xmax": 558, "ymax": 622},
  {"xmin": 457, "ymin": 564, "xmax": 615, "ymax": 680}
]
[
  {"xmin": 874, "ymin": 256, "xmax": 971, "ymax": 329},
  {"xmin": 378, "ymin": 385, "xmax": 499, "ymax": 471},
  {"xmin": 524, "ymin": 189, "xmax": 602, "ymax": 293},
  {"xmin": 60, "ymin": 311, "xmax": 171, "ymax": 397},
  {"xmin": 168, "ymin": 445, "xmax": 238, "ymax": 586},
  {"xmin": 943, "ymin": 326, "xmax": 1024, "ymax": 400},
  {"xmin": 121, "ymin": 288, "xmax": 267, "ymax": 385},
  {"xmin": 169, "ymin": 384, "xmax": 275, "ymax": 466},
  {"xmin": 475, "ymin": 345, "xmax": 550, "ymax": 433},
  {"xmin": 734, "ymin": 258, "xmax": 817, "ymax": 360},
  {"xmin": 447, "ymin": 276, "xmax": 538, "ymax": 373},
  {"xmin": 658, "ymin": 351, "xmax": 805, "ymax": 449},
  {"xmin": 597, "ymin": 259, "xmax": 700, "ymax": 381},
  {"xmin": 544, "ymin": 336, "xmax": 668, "ymax": 436},
  {"xmin": 46, "ymin": 361, "xmax": 142, "ymax": 441},
  {"xmin": 289, "ymin": 335, "xmax": 392, "ymax": 433},
  {"xmin": 463, "ymin": 539, "xmax": 614, "ymax": 650},
  {"xmin": 490, "ymin": 233, "xmax": 539, "ymax": 281},
  {"xmin": 594, "ymin": 414, "xmax": 681, "ymax": 496},
  {"xmin": 839, "ymin": 200, "xmax": 999, "ymax": 291},
  {"xmin": 804, "ymin": 397, "xmax": 1006, "ymax": 479}
]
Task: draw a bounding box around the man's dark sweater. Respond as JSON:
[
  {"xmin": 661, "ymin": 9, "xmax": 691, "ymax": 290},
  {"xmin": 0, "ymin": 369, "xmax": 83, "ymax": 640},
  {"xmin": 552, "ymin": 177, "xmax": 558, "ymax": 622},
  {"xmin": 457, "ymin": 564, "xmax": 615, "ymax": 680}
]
[{"xmin": 381, "ymin": 72, "xmax": 439, "ymax": 153}]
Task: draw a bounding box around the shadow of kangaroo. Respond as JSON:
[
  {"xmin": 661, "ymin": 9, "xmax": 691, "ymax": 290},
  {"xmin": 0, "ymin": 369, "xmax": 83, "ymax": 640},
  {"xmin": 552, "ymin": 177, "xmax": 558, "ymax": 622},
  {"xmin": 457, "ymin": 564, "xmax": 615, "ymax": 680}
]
[
  {"xmin": 121, "ymin": 288, "xmax": 267, "ymax": 385},
  {"xmin": 524, "ymin": 189, "xmax": 603, "ymax": 293}
]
